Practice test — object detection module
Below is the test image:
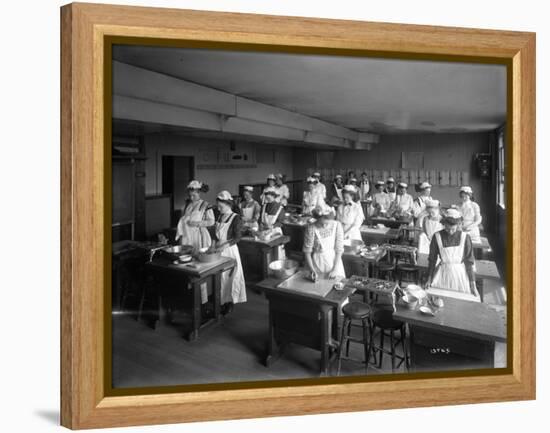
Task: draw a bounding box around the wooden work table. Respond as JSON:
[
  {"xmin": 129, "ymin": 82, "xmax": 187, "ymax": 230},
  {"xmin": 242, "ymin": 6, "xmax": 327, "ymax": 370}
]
[
  {"xmin": 238, "ymin": 235, "xmax": 290, "ymax": 284},
  {"xmin": 393, "ymin": 294, "xmax": 507, "ymax": 371},
  {"xmin": 342, "ymin": 248, "xmax": 386, "ymax": 278},
  {"xmin": 360, "ymin": 225, "xmax": 401, "ymax": 245},
  {"xmin": 145, "ymin": 256, "xmax": 236, "ymax": 341},
  {"xmin": 370, "ymin": 216, "xmax": 412, "ymax": 229},
  {"xmin": 256, "ymin": 271, "xmax": 354, "ymax": 376}
]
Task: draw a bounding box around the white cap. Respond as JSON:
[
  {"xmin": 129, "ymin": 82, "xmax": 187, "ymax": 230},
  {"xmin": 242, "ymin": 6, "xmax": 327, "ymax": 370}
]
[
  {"xmin": 349, "ymin": 178, "xmax": 358, "ymax": 184},
  {"xmin": 306, "ymin": 176, "xmax": 317, "ymax": 184},
  {"xmin": 263, "ymin": 186, "xmax": 280, "ymax": 196},
  {"xmin": 267, "ymin": 173, "xmax": 276, "ymax": 181},
  {"xmin": 398, "ymin": 182, "xmax": 408, "ymax": 188},
  {"xmin": 335, "ymin": 174, "xmax": 343, "ymax": 179},
  {"xmin": 187, "ymin": 180, "xmax": 203, "ymax": 190},
  {"xmin": 312, "ymin": 171, "xmax": 321, "ymax": 177},
  {"xmin": 216, "ymin": 190, "xmax": 233, "ymax": 202},
  {"xmin": 387, "ymin": 177, "xmax": 395, "ymax": 183},
  {"xmin": 444, "ymin": 208, "xmax": 462, "ymax": 219},
  {"xmin": 312, "ymin": 204, "xmax": 333, "ymax": 218},
  {"xmin": 460, "ymin": 185, "xmax": 473, "ymax": 194},
  {"xmin": 343, "ymin": 185, "xmax": 357, "ymax": 193},
  {"xmin": 376, "ymin": 180, "xmax": 385, "ymax": 187},
  {"xmin": 243, "ymin": 186, "xmax": 254, "ymax": 192},
  {"xmin": 419, "ymin": 181, "xmax": 432, "ymax": 189},
  {"xmin": 276, "ymin": 173, "xmax": 284, "ymax": 179},
  {"xmin": 426, "ymin": 199, "xmax": 440, "ymax": 208}
]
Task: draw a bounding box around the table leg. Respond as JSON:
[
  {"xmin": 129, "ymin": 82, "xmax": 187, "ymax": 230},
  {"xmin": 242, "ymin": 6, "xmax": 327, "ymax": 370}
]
[
  {"xmin": 265, "ymin": 305, "xmax": 280, "ymax": 367},
  {"xmin": 213, "ymin": 273, "xmax": 222, "ymax": 322},
  {"xmin": 320, "ymin": 305, "xmax": 332, "ymax": 376},
  {"xmin": 476, "ymin": 278, "xmax": 485, "ymax": 302},
  {"xmin": 188, "ymin": 280, "xmax": 202, "ymax": 341}
]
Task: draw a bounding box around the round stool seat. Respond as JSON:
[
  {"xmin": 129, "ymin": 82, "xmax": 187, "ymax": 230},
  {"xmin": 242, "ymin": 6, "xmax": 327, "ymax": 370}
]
[
  {"xmin": 342, "ymin": 301, "xmax": 371, "ymax": 320},
  {"xmin": 373, "ymin": 309, "xmax": 403, "ymax": 330},
  {"xmin": 396, "ymin": 263, "xmax": 418, "ymax": 273}
]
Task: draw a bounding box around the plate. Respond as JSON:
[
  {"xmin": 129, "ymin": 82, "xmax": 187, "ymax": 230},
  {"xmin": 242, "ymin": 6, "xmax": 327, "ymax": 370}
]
[
  {"xmin": 419, "ymin": 306, "xmax": 435, "ymax": 316},
  {"xmin": 178, "ymin": 254, "xmax": 193, "ymax": 263}
]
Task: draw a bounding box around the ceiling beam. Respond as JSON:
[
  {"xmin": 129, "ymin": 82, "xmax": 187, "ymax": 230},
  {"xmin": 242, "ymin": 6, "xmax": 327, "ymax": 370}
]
[{"xmin": 112, "ymin": 61, "xmax": 379, "ymax": 148}]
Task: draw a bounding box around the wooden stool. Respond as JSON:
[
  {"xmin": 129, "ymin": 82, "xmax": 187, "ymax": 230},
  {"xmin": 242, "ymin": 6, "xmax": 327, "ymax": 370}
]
[
  {"xmin": 336, "ymin": 302, "xmax": 372, "ymax": 375},
  {"xmin": 396, "ymin": 263, "xmax": 420, "ymax": 286},
  {"xmin": 375, "ymin": 262, "xmax": 396, "ymax": 281},
  {"xmin": 370, "ymin": 309, "xmax": 409, "ymax": 372}
]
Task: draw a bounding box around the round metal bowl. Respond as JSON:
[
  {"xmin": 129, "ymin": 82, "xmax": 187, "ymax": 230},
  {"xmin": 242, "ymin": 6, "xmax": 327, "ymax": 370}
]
[
  {"xmin": 401, "ymin": 293, "xmax": 419, "ymax": 310},
  {"xmin": 269, "ymin": 259, "xmax": 299, "ymax": 279},
  {"xmin": 164, "ymin": 245, "xmax": 194, "ymax": 255},
  {"xmin": 197, "ymin": 251, "xmax": 222, "ymax": 263},
  {"xmin": 344, "ymin": 239, "xmax": 365, "ymax": 254}
]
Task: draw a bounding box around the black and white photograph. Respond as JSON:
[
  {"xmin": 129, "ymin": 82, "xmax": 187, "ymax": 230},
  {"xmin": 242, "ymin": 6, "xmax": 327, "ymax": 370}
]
[{"xmin": 110, "ymin": 45, "xmax": 508, "ymax": 388}]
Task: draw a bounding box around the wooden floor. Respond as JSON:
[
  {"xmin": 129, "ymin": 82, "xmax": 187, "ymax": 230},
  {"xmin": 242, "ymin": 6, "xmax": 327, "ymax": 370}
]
[{"xmin": 112, "ymin": 287, "xmax": 506, "ymax": 389}]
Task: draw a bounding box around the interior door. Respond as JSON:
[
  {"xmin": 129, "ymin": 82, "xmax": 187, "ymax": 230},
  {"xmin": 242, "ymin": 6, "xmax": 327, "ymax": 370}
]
[{"xmin": 162, "ymin": 155, "xmax": 195, "ymax": 222}]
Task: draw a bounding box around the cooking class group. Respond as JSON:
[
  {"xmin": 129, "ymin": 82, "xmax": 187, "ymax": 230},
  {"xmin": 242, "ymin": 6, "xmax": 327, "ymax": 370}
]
[
  {"xmin": 111, "ymin": 47, "xmax": 507, "ymax": 386},
  {"xmin": 114, "ymin": 166, "xmax": 506, "ymax": 382}
]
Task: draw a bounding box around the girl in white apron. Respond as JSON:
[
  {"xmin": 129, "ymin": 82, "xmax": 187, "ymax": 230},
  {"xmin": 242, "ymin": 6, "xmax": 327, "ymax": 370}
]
[
  {"xmin": 457, "ymin": 186, "xmax": 482, "ymax": 243},
  {"xmin": 303, "ymin": 206, "xmax": 346, "ymax": 280},
  {"xmin": 260, "ymin": 174, "xmax": 277, "ymax": 205},
  {"xmin": 372, "ymin": 181, "xmax": 391, "ymax": 215},
  {"xmin": 215, "ymin": 191, "xmax": 247, "ymax": 312},
  {"xmin": 412, "ymin": 182, "xmax": 434, "ymax": 226},
  {"xmin": 418, "ymin": 199, "xmax": 443, "ymax": 254},
  {"xmin": 239, "ymin": 186, "xmax": 260, "ymax": 232},
  {"xmin": 175, "ymin": 180, "xmax": 215, "ymax": 304},
  {"xmin": 302, "ymin": 177, "xmax": 325, "ymax": 215},
  {"xmin": 385, "ymin": 177, "xmax": 397, "ymax": 201},
  {"xmin": 175, "ymin": 180, "xmax": 214, "ymax": 249},
  {"xmin": 336, "ymin": 185, "xmax": 364, "ymax": 241},
  {"xmin": 427, "ymin": 209, "xmax": 478, "ymax": 298}
]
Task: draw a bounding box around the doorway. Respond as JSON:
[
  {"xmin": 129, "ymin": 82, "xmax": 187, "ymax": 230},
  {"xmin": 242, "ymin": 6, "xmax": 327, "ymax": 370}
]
[{"xmin": 162, "ymin": 155, "xmax": 195, "ymax": 223}]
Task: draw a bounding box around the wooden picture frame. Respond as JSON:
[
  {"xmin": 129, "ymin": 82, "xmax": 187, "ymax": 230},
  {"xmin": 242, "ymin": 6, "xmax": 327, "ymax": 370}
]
[{"xmin": 60, "ymin": 3, "xmax": 536, "ymax": 429}]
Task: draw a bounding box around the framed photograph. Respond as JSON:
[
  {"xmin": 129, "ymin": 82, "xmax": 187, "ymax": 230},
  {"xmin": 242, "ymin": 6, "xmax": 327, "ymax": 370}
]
[{"xmin": 61, "ymin": 3, "xmax": 535, "ymax": 429}]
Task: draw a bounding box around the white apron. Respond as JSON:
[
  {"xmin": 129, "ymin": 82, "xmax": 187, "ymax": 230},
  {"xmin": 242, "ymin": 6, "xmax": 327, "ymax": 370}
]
[
  {"xmin": 311, "ymin": 221, "xmax": 346, "ymax": 279},
  {"xmin": 261, "ymin": 203, "xmax": 282, "ymax": 228},
  {"xmin": 260, "ymin": 204, "xmax": 285, "ymax": 258},
  {"xmin": 215, "ymin": 213, "xmax": 247, "ymax": 305},
  {"xmin": 241, "ymin": 203, "xmax": 258, "ymax": 231},
  {"xmin": 175, "ymin": 200, "xmax": 212, "ymax": 249},
  {"xmin": 431, "ymin": 231, "xmax": 473, "ymax": 295},
  {"xmin": 459, "ymin": 201, "xmax": 481, "ymax": 243},
  {"xmin": 338, "ymin": 203, "xmax": 363, "ymax": 241},
  {"xmin": 358, "ymin": 181, "xmax": 370, "ymax": 201},
  {"xmin": 418, "ymin": 218, "xmax": 443, "ymax": 254}
]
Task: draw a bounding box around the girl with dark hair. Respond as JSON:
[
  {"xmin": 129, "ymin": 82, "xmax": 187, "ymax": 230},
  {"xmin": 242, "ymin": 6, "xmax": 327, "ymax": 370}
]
[
  {"xmin": 336, "ymin": 185, "xmax": 364, "ymax": 241},
  {"xmin": 175, "ymin": 180, "xmax": 214, "ymax": 250},
  {"xmin": 457, "ymin": 186, "xmax": 482, "ymax": 243},
  {"xmin": 303, "ymin": 205, "xmax": 345, "ymax": 281},
  {"xmin": 426, "ymin": 208, "xmax": 479, "ymax": 298},
  {"xmin": 213, "ymin": 191, "xmax": 246, "ymax": 314}
]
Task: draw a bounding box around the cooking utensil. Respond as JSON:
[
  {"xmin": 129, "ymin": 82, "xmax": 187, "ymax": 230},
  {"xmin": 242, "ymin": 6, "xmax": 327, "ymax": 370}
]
[
  {"xmin": 419, "ymin": 305, "xmax": 435, "ymax": 316},
  {"xmin": 401, "ymin": 293, "xmax": 419, "ymax": 310},
  {"xmin": 268, "ymin": 259, "xmax": 299, "ymax": 279},
  {"xmin": 344, "ymin": 239, "xmax": 365, "ymax": 254}
]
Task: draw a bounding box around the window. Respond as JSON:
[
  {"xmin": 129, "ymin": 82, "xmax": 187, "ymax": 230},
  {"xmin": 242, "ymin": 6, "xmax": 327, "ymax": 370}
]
[{"xmin": 497, "ymin": 128, "xmax": 506, "ymax": 209}]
